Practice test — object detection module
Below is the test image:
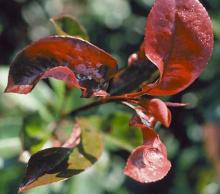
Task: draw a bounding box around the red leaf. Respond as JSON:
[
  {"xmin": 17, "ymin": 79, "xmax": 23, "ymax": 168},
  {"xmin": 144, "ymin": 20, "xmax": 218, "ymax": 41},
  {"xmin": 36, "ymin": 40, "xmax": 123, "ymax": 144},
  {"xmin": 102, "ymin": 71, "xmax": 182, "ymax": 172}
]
[
  {"xmin": 143, "ymin": 99, "xmax": 172, "ymax": 128},
  {"xmin": 127, "ymin": 98, "xmax": 171, "ymax": 128},
  {"xmin": 5, "ymin": 36, "xmax": 117, "ymax": 97},
  {"xmin": 124, "ymin": 128, "xmax": 171, "ymax": 183},
  {"xmin": 143, "ymin": 0, "xmax": 213, "ymax": 96}
]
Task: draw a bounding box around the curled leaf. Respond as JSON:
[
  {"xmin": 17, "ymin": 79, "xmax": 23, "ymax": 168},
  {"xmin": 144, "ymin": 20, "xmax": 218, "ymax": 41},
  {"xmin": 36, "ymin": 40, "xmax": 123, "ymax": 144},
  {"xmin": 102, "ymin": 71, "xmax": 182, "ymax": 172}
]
[
  {"xmin": 125, "ymin": 98, "xmax": 171, "ymax": 128},
  {"xmin": 142, "ymin": 99, "xmax": 172, "ymax": 128},
  {"xmin": 19, "ymin": 127, "xmax": 103, "ymax": 193},
  {"xmin": 50, "ymin": 15, "xmax": 89, "ymax": 41},
  {"xmin": 124, "ymin": 128, "xmax": 171, "ymax": 183},
  {"xmin": 143, "ymin": 0, "xmax": 213, "ymax": 96},
  {"xmin": 5, "ymin": 36, "xmax": 117, "ymax": 97}
]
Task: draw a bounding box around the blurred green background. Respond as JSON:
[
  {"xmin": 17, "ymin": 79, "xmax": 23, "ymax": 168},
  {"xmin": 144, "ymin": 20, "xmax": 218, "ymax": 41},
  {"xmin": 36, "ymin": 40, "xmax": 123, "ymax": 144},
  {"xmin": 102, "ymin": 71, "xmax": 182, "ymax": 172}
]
[{"xmin": 0, "ymin": 0, "xmax": 220, "ymax": 194}]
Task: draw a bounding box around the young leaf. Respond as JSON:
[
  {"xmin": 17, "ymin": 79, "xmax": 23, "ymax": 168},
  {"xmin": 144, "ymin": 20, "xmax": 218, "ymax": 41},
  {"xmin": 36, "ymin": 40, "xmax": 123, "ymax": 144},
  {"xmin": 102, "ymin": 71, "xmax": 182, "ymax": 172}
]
[
  {"xmin": 125, "ymin": 98, "xmax": 171, "ymax": 129},
  {"xmin": 19, "ymin": 127, "xmax": 103, "ymax": 193},
  {"xmin": 143, "ymin": 0, "xmax": 213, "ymax": 96},
  {"xmin": 50, "ymin": 15, "xmax": 89, "ymax": 41},
  {"xmin": 124, "ymin": 128, "xmax": 171, "ymax": 183},
  {"xmin": 5, "ymin": 36, "xmax": 117, "ymax": 97},
  {"xmin": 141, "ymin": 99, "xmax": 171, "ymax": 128}
]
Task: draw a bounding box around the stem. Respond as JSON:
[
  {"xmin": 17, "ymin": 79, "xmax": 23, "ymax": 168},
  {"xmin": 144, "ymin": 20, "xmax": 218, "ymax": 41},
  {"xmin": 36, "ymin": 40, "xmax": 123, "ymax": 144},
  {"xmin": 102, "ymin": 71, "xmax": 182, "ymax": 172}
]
[
  {"xmin": 65, "ymin": 95, "xmax": 139, "ymax": 118},
  {"xmin": 68, "ymin": 100, "xmax": 108, "ymax": 117}
]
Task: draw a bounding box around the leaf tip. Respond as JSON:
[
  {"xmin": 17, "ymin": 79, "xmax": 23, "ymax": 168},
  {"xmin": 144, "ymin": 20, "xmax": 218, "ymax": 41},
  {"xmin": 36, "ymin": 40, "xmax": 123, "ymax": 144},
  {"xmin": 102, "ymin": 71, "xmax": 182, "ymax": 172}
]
[
  {"xmin": 18, "ymin": 177, "xmax": 36, "ymax": 193},
  {"xmin": 18, "ymin": 184, "xmax": 28, "ymax": 193}
]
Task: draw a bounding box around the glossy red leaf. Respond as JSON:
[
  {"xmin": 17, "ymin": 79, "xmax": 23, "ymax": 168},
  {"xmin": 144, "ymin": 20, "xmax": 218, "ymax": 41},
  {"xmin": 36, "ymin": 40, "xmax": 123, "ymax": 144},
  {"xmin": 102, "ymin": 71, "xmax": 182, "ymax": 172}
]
[
  {"xmin": 124, "ymin": 128, "xmax": 171, "ymax": 183},
  {"xmin": 5, "ymin": 36, "xmax": 117, "ymax": 97},
  {"xmin": 143, "ymin": 0, "xmax": 213, "ymax": 96},
  {"xmin": 142, "ymin": 99, "xmax": 172, "ymax": 128}
]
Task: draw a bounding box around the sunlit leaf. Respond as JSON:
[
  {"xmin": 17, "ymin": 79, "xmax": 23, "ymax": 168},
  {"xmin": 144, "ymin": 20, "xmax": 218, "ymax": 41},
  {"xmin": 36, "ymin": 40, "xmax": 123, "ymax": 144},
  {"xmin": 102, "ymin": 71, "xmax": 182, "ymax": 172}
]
[
  {"xmin": 50, "ymin": 15, "xmax": 89, "ymax": 41},
  {"xmin": 19, "ymin": 127, "xmax": 103, "ymax": 193},
  {"xmin": 5, "ymin": 36, "xmax": 117, "ymax": 97},
  {"xmin": 142, "ymin": 0, "xmax": 213, "ymax": 95}
]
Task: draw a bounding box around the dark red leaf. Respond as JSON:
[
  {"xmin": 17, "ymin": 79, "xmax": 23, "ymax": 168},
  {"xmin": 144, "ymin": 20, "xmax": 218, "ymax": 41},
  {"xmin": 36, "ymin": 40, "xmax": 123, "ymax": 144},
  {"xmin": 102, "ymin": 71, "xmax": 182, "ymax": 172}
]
[
  {"xmin": 5, "ymin": 36, "xmax": 117, "ymax": 97},
  {"xmin": 110, "ymin": 56, "xmax": 155, "ymax": 95},
  {"xmin": 143, "ymin": 0, "xmax": 213, "ymax": 96},
  {"xmin": 124, "ymin": 128, "xmax": 171, "ymax": 183}
]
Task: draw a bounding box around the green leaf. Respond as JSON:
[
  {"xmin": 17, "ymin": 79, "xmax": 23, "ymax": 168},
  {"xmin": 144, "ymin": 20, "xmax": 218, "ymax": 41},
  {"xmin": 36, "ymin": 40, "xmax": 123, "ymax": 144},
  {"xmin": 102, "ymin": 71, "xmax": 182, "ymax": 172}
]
[
  {"xmin": 0, "ymin": 117, "xmax": 23, "ymax": 158},
  {"xmin": 0, "ymin": 67, "xmax": 54, "ymax": 122},
  {"xmin": 50, "ymin": 15, "xmax": 89, "ymax": 41},
  {"xmin": 20, "ymin": 112, "xmax": 50, "ymax": 155},
  {"xmin": 48, "ymin": 79, "xmax": 91, "ymax": 115},
  {"xmin": 104, "ymin": 111, "xmax": 142, "ymax": 151},
  {"xmin": 19, "ymin": 127, "xmax": 103, "ymax": 193}
]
